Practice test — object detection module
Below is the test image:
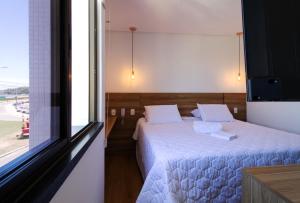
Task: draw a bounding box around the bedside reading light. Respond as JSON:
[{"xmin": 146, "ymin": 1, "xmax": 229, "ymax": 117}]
[
  {"xmin": 129, "ymin": 26, "xmax": 137, "ymax": 80},
  {"xmin": 236, "ymin": 32, "xmax": 243, "ymax": 81},
  {"xmin": 237, "ymin": 73, "xmax": 241, "ymax": 81},
  {"xmin": 131, "ymin": 70, "xmax": 135, "ymax": 80}
]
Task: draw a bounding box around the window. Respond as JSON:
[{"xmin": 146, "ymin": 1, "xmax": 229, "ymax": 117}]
[
  {"xmin": 0, "ymin": 0, "xmax": 103, "ymax": 201},
  {"xmin": 0, "ymin": 0, "xmax": 98, "ymax": 169},
  {"xmin": 0, "ymin": 0, "xmax": 57, "ymax": 167}
]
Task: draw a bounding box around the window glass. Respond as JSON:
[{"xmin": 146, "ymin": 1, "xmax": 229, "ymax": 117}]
[
  {"xmin": 0, "ymin": 0, "xmax": 56, "ymax": 168},
  {"xmin": 71, "ymin": 0, "xmax": 93, "ymax": 135}
]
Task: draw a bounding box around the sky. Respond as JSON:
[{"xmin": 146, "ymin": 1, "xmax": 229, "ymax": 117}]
[{"xmin": 0, "ymin": 0, "xmax": 29, "ymax": 89}]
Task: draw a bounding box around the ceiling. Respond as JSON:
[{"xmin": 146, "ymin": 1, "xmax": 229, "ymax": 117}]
[{"xmin": 105, "ymin": 0, "xmax": 243, "ymax": 35}]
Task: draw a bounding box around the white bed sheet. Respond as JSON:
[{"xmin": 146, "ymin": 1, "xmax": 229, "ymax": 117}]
[{"xmin": 134, "ymin": 117, "xmax": 300, "ymax": 202}]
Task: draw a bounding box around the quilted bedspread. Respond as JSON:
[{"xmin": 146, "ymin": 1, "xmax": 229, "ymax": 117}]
[{"xmin": 133, "ymin": 118, "xmax": 300, "ymax": 203}]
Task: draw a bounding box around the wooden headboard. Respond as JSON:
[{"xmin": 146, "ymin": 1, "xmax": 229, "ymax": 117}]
[
  {"xmin": 106, "ymin": 93, "xmax": 246, "ymax": 151},
  {"xmin": 106, "ymin": 93, "xmax": 246, "ymax": 120}
]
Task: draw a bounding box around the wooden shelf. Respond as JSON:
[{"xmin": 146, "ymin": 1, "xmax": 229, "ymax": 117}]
[{"xmin": 105, "ymin": 116, "xmax": 117, "ymax": 138}]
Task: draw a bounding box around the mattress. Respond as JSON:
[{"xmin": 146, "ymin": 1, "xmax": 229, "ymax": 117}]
[{"xmin": 133, "ymin": 117, "xmax": 300, "ymax": 202}]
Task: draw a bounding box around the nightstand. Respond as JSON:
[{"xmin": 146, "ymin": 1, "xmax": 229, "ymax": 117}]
[{"xmin": 243, "ymin": 165, "xmax": 300, "ymax": 203}]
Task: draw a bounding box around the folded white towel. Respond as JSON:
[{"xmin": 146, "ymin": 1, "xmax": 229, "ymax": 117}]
[
  {"xmin": 210, "ymin": 131, "xmax": 237, "ymax": 141},
  {"xmin": 193, "ymin": 121, "xmax": 223, "ymax": 134}
]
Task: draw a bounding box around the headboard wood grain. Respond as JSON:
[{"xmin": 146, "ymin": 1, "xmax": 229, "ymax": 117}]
[{"xmin": 106, "ymin": 93, "xmax": 246, "ymax": 151}]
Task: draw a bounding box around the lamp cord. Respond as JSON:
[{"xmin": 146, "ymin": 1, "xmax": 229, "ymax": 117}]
[
  {"xmin": 131, "ymin": 31, "xmax": 134, "ymax": 74},
  {"xmin": 238, "ymin": 34, "xmax": 241, "ymax": 76}
]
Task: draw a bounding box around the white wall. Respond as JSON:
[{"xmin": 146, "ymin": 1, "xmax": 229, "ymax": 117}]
[
  {"xmin": 106, "ymin": 31, "xmax": 246, "ymax": 93},
  {"xmin": 50, "ymin": 130, "xmax": 105, "ymax": 203},
  {"xmin": 247, "ymin": 102, "xmax": 300, "ymax": 134}
]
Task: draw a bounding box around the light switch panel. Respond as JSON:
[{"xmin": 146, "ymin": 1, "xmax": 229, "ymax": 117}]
[
  {"xmin": 130, "ymin": 109, "xmax": 135, "ymax": 116},
  {"xmin": 121, "ymin": 108, "xmax": 126, "ymax": 117},
  {"xmin": 234, "ymin": 107, "xmax": 238, "ymax": 114},
  {"xmin": 111, "ymin": 109, "xmax": 116, "ymax": 116}
]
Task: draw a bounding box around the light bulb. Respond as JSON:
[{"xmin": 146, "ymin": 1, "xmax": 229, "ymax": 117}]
[
  {"xmin": 237, "ymin": 74, "xmax": 241, "ymax": 81},
  {"xmin": 131, "ymin": 71, "xmax": 135, "ymax": 80}
]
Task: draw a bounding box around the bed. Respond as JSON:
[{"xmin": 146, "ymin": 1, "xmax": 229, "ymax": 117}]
[{"xmin": 133, "ymin": 117, "xmax": 300, "ymax": 202}]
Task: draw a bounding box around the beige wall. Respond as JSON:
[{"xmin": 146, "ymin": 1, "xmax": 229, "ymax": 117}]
[{"xmin": 106, "ymin": 31, "xmax": 246, "ymax": 93}]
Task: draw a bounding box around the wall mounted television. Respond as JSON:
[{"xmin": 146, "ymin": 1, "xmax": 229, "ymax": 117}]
[{"xmin": 242, "ymin": 0, "xmax": 300, "ymax": 101}]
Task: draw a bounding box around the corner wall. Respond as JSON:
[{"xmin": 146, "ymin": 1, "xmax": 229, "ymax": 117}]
[{"xmin": 247, "ymin": 102, "xmax": 300, "ymax": 134}]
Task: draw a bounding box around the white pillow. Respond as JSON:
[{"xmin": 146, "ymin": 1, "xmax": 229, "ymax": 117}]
[
  {"xmin": 191, "ymin": 109, "xmax": 202, "ymax": 119},
  {"xmin": 197, "ymin": 104, "xmax": 234, "ymax": 122},
  {"xmin": 144, "ymin": 105, "xmax": 182, "ymax": 124}
]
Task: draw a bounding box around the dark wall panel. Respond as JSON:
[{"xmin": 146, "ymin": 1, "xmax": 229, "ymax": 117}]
[{"xmin": 243, "ymin": 0, "xmax": 300, "ymax": 101}]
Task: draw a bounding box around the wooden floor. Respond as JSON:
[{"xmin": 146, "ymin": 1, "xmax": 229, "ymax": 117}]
[{"xmin": 105, "ymin": 151, "xmax": 143, "ymax": 203}]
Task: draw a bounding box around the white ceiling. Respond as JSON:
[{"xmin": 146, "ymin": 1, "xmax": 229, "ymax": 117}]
[{"xmin": 105, "ymin": 0, "xmax": 243, "ymax": 35}]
